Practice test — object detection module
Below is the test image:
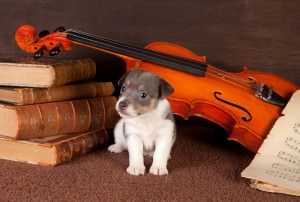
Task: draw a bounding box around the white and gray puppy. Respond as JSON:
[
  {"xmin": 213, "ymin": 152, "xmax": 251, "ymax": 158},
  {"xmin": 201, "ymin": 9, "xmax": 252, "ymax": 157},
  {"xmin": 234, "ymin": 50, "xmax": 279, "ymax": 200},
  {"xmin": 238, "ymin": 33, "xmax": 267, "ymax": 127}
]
[{"xmin": 108, "ymin": 69, "xmax": 176, "ymax": 176}]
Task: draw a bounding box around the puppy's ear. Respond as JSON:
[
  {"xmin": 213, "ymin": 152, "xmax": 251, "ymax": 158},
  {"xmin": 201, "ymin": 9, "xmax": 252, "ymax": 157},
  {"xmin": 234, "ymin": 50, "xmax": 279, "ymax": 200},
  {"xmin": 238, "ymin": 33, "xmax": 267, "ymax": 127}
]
[
  {"xmin": 159, "ymin": 79, "xmax": 174, "ymax": 99},
  {"xmin": 118, "ymin": 71, "xmax": 130, "ymax": 86}
]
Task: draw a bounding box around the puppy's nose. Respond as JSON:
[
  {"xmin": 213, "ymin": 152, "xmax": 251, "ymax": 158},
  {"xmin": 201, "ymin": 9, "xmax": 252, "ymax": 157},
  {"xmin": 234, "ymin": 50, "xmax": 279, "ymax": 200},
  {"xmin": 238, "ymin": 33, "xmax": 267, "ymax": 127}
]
[{"xmin": 119, "ymin": 101, "xmax": 128, "ymax": 110}]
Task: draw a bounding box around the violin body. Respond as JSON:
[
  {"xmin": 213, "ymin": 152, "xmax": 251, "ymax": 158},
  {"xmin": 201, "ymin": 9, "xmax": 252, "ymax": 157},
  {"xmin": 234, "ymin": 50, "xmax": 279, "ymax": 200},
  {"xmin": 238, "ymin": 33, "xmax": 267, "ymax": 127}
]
[
  {"xmin": 128, "ymin": 42, "xmax": 298, "ymax": 152},
  {"xmin": 15, "ymin": 25, "xmax": 299, "ymax": 152}
]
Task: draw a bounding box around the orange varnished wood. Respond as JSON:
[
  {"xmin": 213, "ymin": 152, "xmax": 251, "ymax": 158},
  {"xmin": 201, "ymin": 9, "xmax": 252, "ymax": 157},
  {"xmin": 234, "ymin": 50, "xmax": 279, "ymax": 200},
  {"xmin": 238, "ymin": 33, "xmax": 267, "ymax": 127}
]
[
  {"xmin": 15, "ymin": 25, "xmax": 73, "ymax": 53},
  {"xmin": 131, "ymin": 42, "xmax": 298, "ymax": 152},
  {"xmin": 15, "ymin": 25, "xmax": 299, "ymax": 152}
]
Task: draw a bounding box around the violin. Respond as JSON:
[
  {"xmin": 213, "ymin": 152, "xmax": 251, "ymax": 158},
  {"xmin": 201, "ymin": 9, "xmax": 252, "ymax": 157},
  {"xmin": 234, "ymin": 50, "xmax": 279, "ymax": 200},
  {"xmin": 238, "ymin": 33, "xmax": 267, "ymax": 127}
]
[{"xmin": 15, "ymin": 25, "xmax": 299, "ymax": 152}]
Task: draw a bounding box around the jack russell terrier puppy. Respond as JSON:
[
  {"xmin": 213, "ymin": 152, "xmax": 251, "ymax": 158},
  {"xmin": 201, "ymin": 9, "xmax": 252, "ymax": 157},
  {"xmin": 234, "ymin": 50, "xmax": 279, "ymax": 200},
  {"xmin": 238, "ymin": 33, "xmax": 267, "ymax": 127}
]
[{"xmin": 108, "ymin": 69, "xmax": 176, "ymax": 176}]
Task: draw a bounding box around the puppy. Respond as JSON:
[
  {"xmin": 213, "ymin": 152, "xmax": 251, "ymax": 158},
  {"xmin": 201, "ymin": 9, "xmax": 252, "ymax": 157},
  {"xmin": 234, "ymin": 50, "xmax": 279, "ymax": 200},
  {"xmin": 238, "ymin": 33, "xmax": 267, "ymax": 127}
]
[{"xmin": 108, "ymin": 69, "xmax": 176, "ymax": 176}]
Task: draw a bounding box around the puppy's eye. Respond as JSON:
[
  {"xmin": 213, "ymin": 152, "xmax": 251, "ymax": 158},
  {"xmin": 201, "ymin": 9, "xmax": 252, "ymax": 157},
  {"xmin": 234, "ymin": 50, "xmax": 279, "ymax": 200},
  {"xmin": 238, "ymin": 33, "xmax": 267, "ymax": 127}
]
[
  {"xmin": 120, "ymin": 85, "xmax": 126, "ymax": 93},
  {"xmin": 139, "ymin": 92, "xmax": 148, "ymax": 98}
]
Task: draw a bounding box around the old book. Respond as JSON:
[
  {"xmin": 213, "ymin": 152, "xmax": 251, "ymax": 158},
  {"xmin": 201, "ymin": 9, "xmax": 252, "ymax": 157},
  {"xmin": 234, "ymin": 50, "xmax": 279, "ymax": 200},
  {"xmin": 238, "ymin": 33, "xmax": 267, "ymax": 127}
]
[
  {"xmin": 241, "ymin": 90, "xmax": 300, "ymax": 196},
  {"xmin": 0, "ymin": 58, "xmax": 96, "ymax": 87},
  {"xmin": 0, "ymin": 96, "xmax": 119, "ymax": 139},
  {"xmin": 0, "ymin": 81, "xmax": 114, "ymax": 105},
  {"xmin": 0, "ymin": 129, "xmax": 109, "ymax": 166}
]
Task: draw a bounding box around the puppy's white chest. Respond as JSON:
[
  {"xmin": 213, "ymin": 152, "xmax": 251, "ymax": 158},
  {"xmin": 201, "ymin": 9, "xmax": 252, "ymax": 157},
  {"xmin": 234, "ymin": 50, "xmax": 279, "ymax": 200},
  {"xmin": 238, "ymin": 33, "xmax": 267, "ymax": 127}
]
[
  {"xmin": 126, "ymin": 117, "xmax": 158, "ymax": 137},
  {"xmin": 125, "ymin": 117, "xmax": 164, "ymax": 150}
]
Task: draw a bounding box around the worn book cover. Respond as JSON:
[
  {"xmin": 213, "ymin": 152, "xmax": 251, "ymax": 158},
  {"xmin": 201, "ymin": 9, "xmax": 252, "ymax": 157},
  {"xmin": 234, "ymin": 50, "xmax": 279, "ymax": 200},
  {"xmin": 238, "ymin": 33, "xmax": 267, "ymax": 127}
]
[
  {"xmin": 0, "ymin": 96, "xmax": 119, "ymax": 139},
  {"xmin": 0, "ymin": 129, "xmax": 110, "ymax": 166},
  {"xmin": 0, "ymin": 58, "xmax": 96, "ymax": 87},
  {"xmin": 0, "ymin": 81, "xmax": 114, "ymax": 105},
  {"xmin": 241, "ymin": 90, "xmax": 300, "ymax": 196}
]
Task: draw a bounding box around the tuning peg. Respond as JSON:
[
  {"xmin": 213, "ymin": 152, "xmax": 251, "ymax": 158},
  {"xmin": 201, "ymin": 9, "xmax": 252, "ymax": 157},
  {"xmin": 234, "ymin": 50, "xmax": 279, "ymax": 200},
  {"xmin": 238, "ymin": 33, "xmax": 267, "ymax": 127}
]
[
  {"xmin": 39, "ymin": 30, "xmax": 50, "ymax": 38},
  {"xmin": 54, "ymin": 26, "xmax": 65, "ymax": 32},
  {"xmin": 49, "ymin": 47, "xmax": 61, "ymax": 56},
  {"xmin": 33, "ymin": 45, "xmax": 46, "ymax": 59},
  {"xmin": 34, "ymin": 49, "xmax": 44, "ymax": 59}
]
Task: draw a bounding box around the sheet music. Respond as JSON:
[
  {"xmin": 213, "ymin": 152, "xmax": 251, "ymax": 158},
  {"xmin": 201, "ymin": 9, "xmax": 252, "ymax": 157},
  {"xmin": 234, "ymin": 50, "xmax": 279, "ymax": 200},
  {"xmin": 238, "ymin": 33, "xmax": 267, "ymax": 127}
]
[{"xmin": 241, "ymin": 90, "xmax": 300, "ymax": 193}]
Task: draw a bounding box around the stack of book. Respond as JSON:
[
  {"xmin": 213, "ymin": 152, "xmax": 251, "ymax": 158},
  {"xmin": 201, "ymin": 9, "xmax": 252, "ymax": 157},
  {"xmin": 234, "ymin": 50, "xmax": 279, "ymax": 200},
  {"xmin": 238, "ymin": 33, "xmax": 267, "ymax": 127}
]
[{"xmin": 0, "ymin": 57, "xmax": 119, "ymax": 166}]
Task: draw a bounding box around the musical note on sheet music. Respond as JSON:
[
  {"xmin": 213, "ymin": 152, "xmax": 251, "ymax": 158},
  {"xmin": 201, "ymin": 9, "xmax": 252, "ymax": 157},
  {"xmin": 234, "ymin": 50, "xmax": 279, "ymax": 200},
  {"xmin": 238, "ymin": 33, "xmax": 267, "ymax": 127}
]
[
  {"xmin": 293, "ymin": 123, "xmax": 300, "ymax": 135},
  {"xmin": 241, "ymin": 90, "xmax": 300, "ymax": 194}
]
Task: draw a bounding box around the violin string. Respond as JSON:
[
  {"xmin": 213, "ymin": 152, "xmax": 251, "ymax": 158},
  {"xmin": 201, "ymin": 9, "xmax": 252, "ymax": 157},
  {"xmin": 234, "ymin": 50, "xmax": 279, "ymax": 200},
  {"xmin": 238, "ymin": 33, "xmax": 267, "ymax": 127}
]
[
  {"xmin": 206, "ymin": 67, "xmax": 259, "ymax": 87},
  {"xmin": 66, "ymin": 30, "xmax": 258, "ymax": 88},
  {"xmin": 206, "ymin": 68, "xmax": 259, "ymax": 90},
  {"xmin": 206, "ymin": 71, "xmax": 260, "ymax": 94},
  {"xmin": 65, "ymin": 31, "xmax": 259, "ymax": 93},
  {"xmin": 205, "ymin": 70, "xmax": 258, "ymax": 93},
  {"xmin": 66, "ymin": 31, "xmax": 207, "ymax": 76},
  {"xmin": 67, "ymin": 29, "xmax": 210, "ymax": 69},
  {"xmin": 66, "ymin": 30, "xmax": 207, "ymax": 74},
  {"xmin": 66, "ymin": 31, "xmax": 258, "ymax": 92}
]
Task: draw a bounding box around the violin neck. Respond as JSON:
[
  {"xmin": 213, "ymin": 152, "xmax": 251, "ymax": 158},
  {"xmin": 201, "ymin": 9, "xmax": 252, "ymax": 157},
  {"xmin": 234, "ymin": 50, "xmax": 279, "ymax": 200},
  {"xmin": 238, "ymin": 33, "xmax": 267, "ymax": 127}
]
[{"xmin": 65, "ymin": 29, "xmax": 207, "ymax": 76}]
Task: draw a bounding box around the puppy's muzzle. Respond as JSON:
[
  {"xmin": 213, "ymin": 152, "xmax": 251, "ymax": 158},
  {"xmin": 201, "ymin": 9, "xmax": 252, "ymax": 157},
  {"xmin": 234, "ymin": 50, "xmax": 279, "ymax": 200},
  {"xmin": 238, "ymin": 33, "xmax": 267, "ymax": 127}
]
[
  {"xmin": 117, "ymin": 99, "xmax": 133, "ymax": 117},
  {"xmin": 119, "ymin": 100, "xmax": 129, "ymax": 110}
]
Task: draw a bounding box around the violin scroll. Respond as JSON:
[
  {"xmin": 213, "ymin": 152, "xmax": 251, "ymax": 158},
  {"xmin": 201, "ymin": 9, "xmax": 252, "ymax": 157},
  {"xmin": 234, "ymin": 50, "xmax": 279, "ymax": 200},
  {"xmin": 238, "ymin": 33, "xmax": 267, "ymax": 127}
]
[{"xmin": 15, "ymin": 25, "xmax": 73, "ymax": 58}]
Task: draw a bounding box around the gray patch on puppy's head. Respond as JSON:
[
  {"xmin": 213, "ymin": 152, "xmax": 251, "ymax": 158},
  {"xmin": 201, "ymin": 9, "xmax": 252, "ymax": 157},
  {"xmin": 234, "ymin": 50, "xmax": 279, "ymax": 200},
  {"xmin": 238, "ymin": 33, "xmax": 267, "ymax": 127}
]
[{"xmin": 118, "ymin": 69, "xmax": 174, "ymax": 116}]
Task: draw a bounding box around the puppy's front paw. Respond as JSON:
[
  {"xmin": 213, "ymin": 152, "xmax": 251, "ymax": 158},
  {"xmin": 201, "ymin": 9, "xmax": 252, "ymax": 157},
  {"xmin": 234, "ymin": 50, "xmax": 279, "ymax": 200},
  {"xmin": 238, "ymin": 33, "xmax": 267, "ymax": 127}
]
[
  {"xmin": 149, "ymin": 166, "xmax": 168, "ymax": 176},
  {"xmin": 108, "ymin": 144, "xmax": 124, "ymax": 153},
  {"xmin": 126, "ymin": 165, "xmax": 145, "ymax": 176}
]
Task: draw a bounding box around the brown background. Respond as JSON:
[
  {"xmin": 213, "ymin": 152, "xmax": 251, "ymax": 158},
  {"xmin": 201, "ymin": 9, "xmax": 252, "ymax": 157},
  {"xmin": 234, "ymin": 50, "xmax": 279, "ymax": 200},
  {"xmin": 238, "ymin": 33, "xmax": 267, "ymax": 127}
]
[{"xmin": 0, "ymin": 1, "xmax": 299, "ymax": 201}]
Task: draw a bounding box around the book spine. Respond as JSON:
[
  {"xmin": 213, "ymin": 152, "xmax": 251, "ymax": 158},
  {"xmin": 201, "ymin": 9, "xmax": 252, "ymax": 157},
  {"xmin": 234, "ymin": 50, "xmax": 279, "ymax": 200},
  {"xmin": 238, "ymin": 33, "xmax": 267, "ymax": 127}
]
[
  {"xmin": 53, "ymin": 129, "xmax": 109, "ymax": 166},
  {"xmin": 19, "ymin": 82, "xmax": 114, "ymax": 105},
  {"xmin": 102, "ymin": 96, "xmax": 121, "ymax": 128},
  {"xmin": 14, "ymin": 96, "xmax": 118, "ymax": 139},
  {"xmin": 51, "ymin": 59, "xmax": 96, "ymax": 86}
]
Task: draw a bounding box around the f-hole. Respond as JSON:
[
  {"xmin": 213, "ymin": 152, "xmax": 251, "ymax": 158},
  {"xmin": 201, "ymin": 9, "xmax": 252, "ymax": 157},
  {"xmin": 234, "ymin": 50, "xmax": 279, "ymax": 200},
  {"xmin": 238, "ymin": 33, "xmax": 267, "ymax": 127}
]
[{"xmin": 214, "ymin": 91, "xmax": 252, "ymax": 122}]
